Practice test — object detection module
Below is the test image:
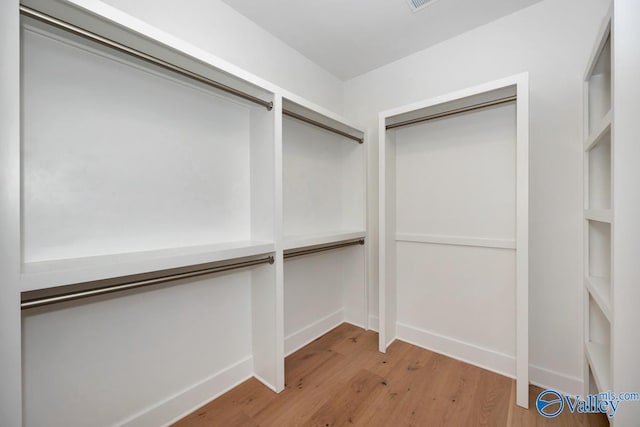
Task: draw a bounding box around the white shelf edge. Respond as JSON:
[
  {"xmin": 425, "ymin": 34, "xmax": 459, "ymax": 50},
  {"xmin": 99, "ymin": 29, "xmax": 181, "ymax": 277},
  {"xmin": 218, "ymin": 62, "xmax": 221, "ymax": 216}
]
[
  {"xmin": 585, "ymin": 276, "xmax": 612, "ymax": 320},
  {"xmin": 585, "ymin": 110, "xmax": 612, "ymax": 152},
  {"xmin": 282, "ymin": 96, "xmax": 366, "ymax": 137},
  {"xmin": 583, "ymin": 10, "xmax": 611, "ymax": 81},
  {"xmin": 282, "ymin": 230, "xmax": 366, "ymax": 251},
  {"xmin": 584, "ymin": 209, "xmax": 612, "ymax": 223},
  {"xmin": 585, "ymin": 341, "xmax": 611, "ymax": 393},
  {"xmin": 395, "ymin": 232, "xmax": 516, "ymax": 250},
  {"xmin": 20, "ymin": 240, "xmax": 275, "ymax": 292}
]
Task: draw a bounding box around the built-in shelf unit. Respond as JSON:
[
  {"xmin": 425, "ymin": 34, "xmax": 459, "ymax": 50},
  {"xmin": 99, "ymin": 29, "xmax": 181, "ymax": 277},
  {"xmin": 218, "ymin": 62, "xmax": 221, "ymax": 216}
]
[
  {"xmin": 281, "ymin": 97, "xmax": 368, "ymax": 355},
  {"xmin": 583, "ymin": 5, "xmax": 640, "ymax": 426},
  {"xmin": 582, "ymin": 8, "xmax": 613, "ymax": 413},
  {"xmin": 582, "ymin": 3, "xmax": 640, "ymax": 424},
  {"xmin": 1, "ymin": 1, "xmax": 368, "ymax": 425}
]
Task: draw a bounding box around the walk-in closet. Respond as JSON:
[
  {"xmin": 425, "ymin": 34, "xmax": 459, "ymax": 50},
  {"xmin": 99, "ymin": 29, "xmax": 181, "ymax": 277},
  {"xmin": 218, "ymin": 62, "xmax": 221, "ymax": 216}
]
[{"xmin": 1, "ymin": 0, "xmax": 638, "ymax": 425}]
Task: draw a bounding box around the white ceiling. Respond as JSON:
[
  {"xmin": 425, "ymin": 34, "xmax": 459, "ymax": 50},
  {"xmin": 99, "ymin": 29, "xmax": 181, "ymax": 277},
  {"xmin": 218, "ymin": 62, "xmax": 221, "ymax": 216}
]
[{"xmin": 221, "ymin": 0, "xmax": 544, "ymax": 80}]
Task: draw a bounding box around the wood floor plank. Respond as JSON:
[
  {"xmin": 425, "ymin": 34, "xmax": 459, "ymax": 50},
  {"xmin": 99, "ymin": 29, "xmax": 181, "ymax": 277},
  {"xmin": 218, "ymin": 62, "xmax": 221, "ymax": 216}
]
[
  {"xmin": 252, "ymin": 328, "xmax": 381, "ymax": 425},
  {"xmin": 301, "ymin": 368, "xmax": 386, "ymax": 427},
  {"xmin": 466, "ymin": 365, "xmax": 512, "ymax": 426},
  {"xmin": 221, "ymin": 378, "xmax": 278, "ymax": 418},
  {"xmin": 364, "ymin": 350, "xmax": 455, "ymax": 426},
  {"xmin": 356, "ymin": 344, "xmax": 437, "ymax": 426},
  {"xmin": 173, "ymin": 324, "xmax": 610, "ymax": 427},
  {"xmin": 174, "ymin": 401, "xmax": 257, "ymax": 427},
  {"xmin": 253, "ymin": 352, "xmax": 347, "ymax": 426},
  {"xmin": 436, "ymin": 359, "xmax": 486, "ymax": 426}
]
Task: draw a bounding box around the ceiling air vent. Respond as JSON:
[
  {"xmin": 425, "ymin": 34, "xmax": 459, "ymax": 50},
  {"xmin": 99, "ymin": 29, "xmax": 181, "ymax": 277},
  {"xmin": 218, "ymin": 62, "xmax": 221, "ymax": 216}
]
[{"xmin": 407, "ymin": 0, "xmax": 439, "ymax": 12}]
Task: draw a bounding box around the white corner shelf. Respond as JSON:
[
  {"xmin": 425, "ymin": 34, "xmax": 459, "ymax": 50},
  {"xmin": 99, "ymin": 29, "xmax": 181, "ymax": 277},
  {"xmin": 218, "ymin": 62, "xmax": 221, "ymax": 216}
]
[
  {"xmin": 585, "ymin": 341, "xmax": 611, "ymax": 393},
  {"xmin": 283, "ymin": 230, "xmax": 366, "ymax": 251},
  {"xmin": 584, "ymin": 209, "xmax": 612, "ymax": 223},
  {"xmin": 587, "ymin": 220, "xmax": 611, "ymax": 279},
  {"xmin": 586, "ymin": 32, "xmax": 611, "ymax": 135},
  {"xmin": 585, "ymin": 275, "xmax": 611, "ymax": 320},
  {"xmin": 21, "ymin": 240, "xmax": 275, "ymax": 292},
  {"xmin": 583, "ymin": 9, "xmax": 613, "ymax": 402},
  {"xmin": 584, "ymin": 110, "xmax": 611, "ymax": 152},
  {"xmin": 586, "ymin": 293, "xmax": 611, "ymax": 394},
  {"xmin": 586, "ymin": 138, "xmax": 611, "ymax": 211}
]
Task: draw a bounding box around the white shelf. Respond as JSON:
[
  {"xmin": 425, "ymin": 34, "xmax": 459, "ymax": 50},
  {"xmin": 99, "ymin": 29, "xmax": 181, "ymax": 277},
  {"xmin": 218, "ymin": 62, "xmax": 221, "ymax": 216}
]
[
  {"xmin": 588, "ymin": 220, "xmax": 611, "ymax": 279},
  {"xmin": 585, "ymin": 209, "xmax": 612, "ymax": 223},
  {"xmin": 585, "ymin": 341, "xmax": 611, "ymax": 392},
  {"xmin": 587, "ymin": 137, "xmax": 611, "ymax": 211},
  {"xmin": 586, "ymin": 293, "xmax": 611, "ymax": 394},
  {"xmin": 283, "ymin": 230, "xmax": 366, "ymax": 251},
  {"xmin": 21, "ymin": 240, "xmax": 275, "ymax": 292},
  {"xmin": 584, "ymin": 110, "xmax": 612, "ymax": 152},
  {"xmin": 587, "ymin": 32, "xmax": 611, "ymax": 134},
  {"xmin": 585, "ymin": 275, "xmax": 611, "ymax": 320}
]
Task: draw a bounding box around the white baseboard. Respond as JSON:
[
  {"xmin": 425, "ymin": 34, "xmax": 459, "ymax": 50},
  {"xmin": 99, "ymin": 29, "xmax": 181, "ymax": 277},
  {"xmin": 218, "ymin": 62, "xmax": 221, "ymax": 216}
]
[
  {"xmin": 529, "ymin": 364, "xmax": 583, "ymax": 396},
  {"xmin": 396, "ymin": 322, "xmax": 516, "ymax": 379},
  {"xmin": 396, "ymin": 323, "xmax": 584, "ymax": 396},
  {"xmin": 119, "ymin": 356, "xmax": 254, "ymax": 427},
  {"xmin": 253, "ymin": 372, "xmax": 278, "ymax": 393},
  {"xmin": 343, "ymin": 314, "xmax": 368, "ymax": 331},
  {"xmin": 113, "ymin": 322, "xmax": 582, "ymax": 427},
  {"xmin": 368, "ymin": 315, "xmax": 379, "ymax": 332},
  {"xmin": 285, "ymin": 309, "xmax": 344, "ymax": 356}
]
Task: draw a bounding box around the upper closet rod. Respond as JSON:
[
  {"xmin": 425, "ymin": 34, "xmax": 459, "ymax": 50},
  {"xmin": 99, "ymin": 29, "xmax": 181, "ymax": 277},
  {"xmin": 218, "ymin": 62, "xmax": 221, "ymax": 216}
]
[
  {"xmin": 284, "ymin": 239, "xmax": 365, "ymax": 260},
  {"xmin": 385, "ymin": 95, "xmax": 517, "ymax": 130},
  {"xmin": 20, "ymin": 5, "xmax": 273, "ymax": 111},
  {"xmin": 283, "ymin": 109, "xmax": 364, "ymax": 143},
  {"xmin": 21, "ymin": 255, "xmax": 275, "ymax": 310}
]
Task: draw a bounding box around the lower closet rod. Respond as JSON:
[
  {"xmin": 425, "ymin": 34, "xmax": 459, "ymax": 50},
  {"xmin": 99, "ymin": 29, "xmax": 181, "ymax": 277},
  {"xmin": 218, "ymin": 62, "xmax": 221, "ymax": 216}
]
[
  {"xmin": 21, "ymin": 255, "xmax": 275, "ymax": 310},
  {"xmin": 284, "ymin": 239, "xmax": 365, "ymax": 260}
]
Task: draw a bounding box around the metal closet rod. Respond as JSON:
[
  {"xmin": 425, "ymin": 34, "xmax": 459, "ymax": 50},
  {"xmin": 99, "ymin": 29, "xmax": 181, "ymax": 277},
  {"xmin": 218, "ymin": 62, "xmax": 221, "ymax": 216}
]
[
  {"xmin": 284, "ymin": 239, "xmax": 365, "ymax": 260},
  {"xmin": 283, "ymin": 109, "xmax": 364, "ymax": 144},
  {"xmin": 21, "ymin": 255, "xmax": 275, "ymax": 310},
  {"xmin": 385, "ymin": 95, "xmax": 517, "ymax": 130},
  {"xmin": 19, "ymin": 5, "xmax": 273, "ymax": 111}
]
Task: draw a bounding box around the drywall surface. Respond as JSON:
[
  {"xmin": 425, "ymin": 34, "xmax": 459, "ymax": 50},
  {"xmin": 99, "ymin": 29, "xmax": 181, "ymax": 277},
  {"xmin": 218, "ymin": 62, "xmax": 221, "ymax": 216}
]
[
  {"xmin": 344, "ymin": 0, "xmax": 610, "ymax": 393},
  {"xmin": 23, "ymin": 273, "xmax": 253, "ymax": 427},
  {"xmin": 98, "ymin": 0, "xmax": 344, "ymax": 112},
  {"xmin": 22, "ymin": 25, "xmax": 254, "ymax": 261},
  {"xmin": 394, "ymin": 103, "xmax": 518, "ymax": 376}
]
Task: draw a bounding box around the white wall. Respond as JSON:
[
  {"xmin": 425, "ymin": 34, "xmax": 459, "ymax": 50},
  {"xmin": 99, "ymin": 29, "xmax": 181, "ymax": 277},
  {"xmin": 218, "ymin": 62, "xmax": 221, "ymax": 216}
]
[
  {"xmin": 98, "ymin": 0, "xmax": 344, "ymax": 113},
  {"xmin": 394, "ymin": 103, "xmax": 518, "ymax": 377},
  {"xmin": 22, "ymin": 25, "xmax": 254, "ymax": 261},
  {"xmin": 283, "ymin": 246, "xmax": 366, "ymax": 355},
  {"xmin": 282, "ymin": 117, "xmax": 365, "ymax": 236},
  {"xmin": 23, "ymin": 273, "xmax": 254, "ymax": 427},
  {"xmin": 344, "ymin": 0, "xmax": 610, "ymax": 393}
]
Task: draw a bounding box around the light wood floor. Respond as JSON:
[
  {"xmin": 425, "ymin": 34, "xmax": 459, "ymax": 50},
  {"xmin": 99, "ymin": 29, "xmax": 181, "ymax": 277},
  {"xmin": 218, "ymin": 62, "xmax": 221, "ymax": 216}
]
[{"xmin": 173, "ymin": 323, "xmax": 608, "ymax": 426}]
